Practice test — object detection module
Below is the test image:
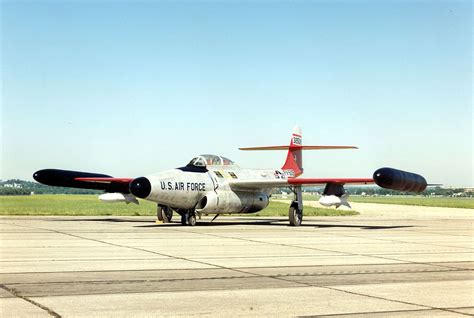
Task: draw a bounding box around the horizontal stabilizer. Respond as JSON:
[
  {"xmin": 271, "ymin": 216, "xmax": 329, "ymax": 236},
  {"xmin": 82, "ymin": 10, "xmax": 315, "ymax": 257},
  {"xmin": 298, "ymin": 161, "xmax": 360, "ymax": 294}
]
[{"xmin": 239, "ymin": 145, "xmax": 358, "ymax": 151}]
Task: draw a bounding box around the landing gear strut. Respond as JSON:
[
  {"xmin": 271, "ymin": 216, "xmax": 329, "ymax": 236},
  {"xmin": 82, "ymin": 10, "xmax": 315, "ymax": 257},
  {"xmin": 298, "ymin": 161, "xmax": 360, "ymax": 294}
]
[
  {"xmin": 157, "ymin": 205, "xmax": 173, "ymax": 223},
  {"xmin": 289, "ymin": 186, "xmax": 303, "ymax": 226},
  {"xmin": 180, "ymin": 209, "xmax": 197, "ymax": 226},
  {"xmin": 187, "ymin": 212, "xmax": 197, "ymax": 226}
]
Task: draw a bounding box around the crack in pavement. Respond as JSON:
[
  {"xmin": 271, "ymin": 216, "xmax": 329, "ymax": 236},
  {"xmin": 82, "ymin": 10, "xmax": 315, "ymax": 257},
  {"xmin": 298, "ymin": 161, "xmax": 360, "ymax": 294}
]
[{"xmin": 0, "ymin": 284, "xmax": 61, "ymax": 317}]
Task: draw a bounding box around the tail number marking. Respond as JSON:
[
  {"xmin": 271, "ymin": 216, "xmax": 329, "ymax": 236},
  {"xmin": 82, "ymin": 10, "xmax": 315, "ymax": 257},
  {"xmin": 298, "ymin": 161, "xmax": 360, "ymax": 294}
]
[{"xmin": 292, "ymin": 136, "xmax": 302, "ymax": 145}]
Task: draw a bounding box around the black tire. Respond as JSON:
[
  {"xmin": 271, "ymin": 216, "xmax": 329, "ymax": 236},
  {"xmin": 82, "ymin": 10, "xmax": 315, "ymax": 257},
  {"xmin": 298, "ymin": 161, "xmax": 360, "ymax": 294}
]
[
  {"xmin": 289, "ymin": 204, "xmax": 303, "ymax": 226},
  {"xmin": 157, "ymin": 206, "xmax": 164, "ymax": 221},
  {"xmin": 158, "ymin": 205, "xmax": 173, "ymax": 223},
  {"xmin": 187, "ymin": 213, "xmax": 197, "ymax": 226},
  {"xmin": 163, "ymin": 206, "xmax": 173, "ymax": 222}
]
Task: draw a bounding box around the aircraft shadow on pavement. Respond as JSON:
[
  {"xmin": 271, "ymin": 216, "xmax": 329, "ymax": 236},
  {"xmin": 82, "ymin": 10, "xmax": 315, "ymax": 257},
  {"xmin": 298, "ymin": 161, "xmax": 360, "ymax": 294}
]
[
  {"xmin": 312, "ymin": 224, "xmax": 415, "ymax": 230},
  {"xmin": 52, "ymin": 217, "xmax": 415, "ymax": 230},
  {"xmin": 134, "ymin": 219, "xmax": 416, "ymax": 230},
  {"xmin": 54, "ymin": 217, "xmax": 152, "ymax": 223}
]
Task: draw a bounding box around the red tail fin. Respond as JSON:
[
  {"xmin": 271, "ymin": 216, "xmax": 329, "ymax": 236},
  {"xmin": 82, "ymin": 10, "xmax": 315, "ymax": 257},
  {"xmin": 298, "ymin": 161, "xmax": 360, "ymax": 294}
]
[
  {"xmin": 282, "ymin": 126, "xmax": 304, "ymax": 177},
  {"xmin": 239, "ymin": 126, "xmax": 358, "ymax": 177}
]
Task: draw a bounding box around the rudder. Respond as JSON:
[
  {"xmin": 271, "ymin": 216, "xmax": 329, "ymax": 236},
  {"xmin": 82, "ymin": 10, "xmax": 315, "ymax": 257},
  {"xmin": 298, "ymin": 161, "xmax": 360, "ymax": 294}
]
[{"xmin": 281, "ymin": 126, "xmax": 303, "ymax": 177}]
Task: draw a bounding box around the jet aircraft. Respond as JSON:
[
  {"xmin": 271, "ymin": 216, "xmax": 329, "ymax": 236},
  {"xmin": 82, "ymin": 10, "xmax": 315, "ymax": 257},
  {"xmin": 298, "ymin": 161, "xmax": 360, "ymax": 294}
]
[{"xmin": 33, "ymin": 127, "xmax": 427, "ymax": 226}]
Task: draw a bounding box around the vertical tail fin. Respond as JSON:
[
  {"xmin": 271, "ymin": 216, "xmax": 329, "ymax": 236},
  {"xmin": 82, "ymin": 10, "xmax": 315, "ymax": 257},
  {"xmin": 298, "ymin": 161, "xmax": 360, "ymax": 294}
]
[
  {"xmin": 281, "ymin": 126, "xmax": 303, "ymax": 177},
  {"xmin": 239, "ymin": 126, "xmax": 358, "ymax": 178}
]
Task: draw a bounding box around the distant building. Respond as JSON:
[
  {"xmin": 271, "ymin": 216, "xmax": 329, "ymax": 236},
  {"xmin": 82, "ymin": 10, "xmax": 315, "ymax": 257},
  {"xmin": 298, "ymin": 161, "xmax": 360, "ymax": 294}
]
[{"xmin": 3, "ymin": 183, "xmax": 22, "ymax": 188}]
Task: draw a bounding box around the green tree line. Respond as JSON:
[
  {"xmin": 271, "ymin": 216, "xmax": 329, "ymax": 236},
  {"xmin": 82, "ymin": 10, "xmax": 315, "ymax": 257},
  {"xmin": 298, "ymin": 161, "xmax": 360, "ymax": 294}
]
[{"xmin": 0, "ymin": 179, "xmax": 101, "ymax": 195}]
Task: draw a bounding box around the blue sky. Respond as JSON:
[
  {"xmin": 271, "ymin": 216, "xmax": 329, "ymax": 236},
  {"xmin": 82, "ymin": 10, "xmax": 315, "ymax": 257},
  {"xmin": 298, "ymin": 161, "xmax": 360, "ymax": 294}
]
[{"xmin": 2, "ymin": 1, "xmax": 472, "ymax": 187}]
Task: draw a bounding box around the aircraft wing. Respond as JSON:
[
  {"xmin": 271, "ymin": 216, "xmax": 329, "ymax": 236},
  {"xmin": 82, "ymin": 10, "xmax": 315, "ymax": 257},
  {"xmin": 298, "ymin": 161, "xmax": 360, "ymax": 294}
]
[
  {"xmin": 229, "ymin": 178, "xmax": 374, "ymax": 190},
  {"xmin": 74, "ymin": 177, "xmax": 134, "ymax": 184}
]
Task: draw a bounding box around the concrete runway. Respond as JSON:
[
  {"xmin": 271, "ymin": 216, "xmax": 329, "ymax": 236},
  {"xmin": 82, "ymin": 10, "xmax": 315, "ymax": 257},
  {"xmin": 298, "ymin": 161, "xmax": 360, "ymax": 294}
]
[{"xmin": 1, "ymin": 205, "xmax": 473, "ymax": 317}]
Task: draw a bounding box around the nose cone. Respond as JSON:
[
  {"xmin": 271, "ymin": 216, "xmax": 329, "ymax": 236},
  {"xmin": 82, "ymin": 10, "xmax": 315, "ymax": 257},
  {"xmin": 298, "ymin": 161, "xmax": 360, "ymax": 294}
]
[{"xmin": 129, "ymin": 177, "xmax": 151, "ymax": 198}]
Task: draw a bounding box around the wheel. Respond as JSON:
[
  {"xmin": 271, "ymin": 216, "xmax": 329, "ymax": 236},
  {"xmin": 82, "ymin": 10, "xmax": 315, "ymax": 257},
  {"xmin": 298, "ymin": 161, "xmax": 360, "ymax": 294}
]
[
  {"xmin": 187, "ymin": 213, "xmax": 197, "ymax": 226},
  {"xmin": 162, "ymin": 206, "xmax": 173, "ymax": 222},
  {"xmin": 289, "ymin": 204, "xmax": 303, "ymax": 226},
  {"xmin": 158, "ymin": 205, "xmax": 173, "ymax": 222},
  {"xmin": 157, "ymin": 205, "xmax": 164, "ymax": 221}
]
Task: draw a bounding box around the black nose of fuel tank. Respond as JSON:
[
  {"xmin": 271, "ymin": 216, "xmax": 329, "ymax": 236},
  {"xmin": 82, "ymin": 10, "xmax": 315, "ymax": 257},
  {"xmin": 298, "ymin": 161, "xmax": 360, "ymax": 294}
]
[{"xmin": 129, "ymin": 177, "xmax": 151, "ymax": 198}]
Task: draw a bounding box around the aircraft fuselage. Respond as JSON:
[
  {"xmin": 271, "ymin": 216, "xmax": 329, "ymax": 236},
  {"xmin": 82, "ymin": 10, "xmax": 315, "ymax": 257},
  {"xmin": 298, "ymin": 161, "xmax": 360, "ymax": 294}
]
[{"xmin": 143, "ymin": 166, "xmax": 285, "ymax": 213}]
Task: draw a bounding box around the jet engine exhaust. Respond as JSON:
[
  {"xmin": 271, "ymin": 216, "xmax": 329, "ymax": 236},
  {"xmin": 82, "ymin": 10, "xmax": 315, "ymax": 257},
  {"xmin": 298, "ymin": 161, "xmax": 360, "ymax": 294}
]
[{"xmin": 373, "ymin": 167, "xmax": 427, "ymax": 193}]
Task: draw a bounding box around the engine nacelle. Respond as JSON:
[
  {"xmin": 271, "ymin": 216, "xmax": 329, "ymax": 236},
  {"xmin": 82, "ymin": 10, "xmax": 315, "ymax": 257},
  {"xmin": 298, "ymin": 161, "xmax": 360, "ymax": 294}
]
[
  {"xmin": 196, "ymin": 191, "xmax": 269, "ymax": 214},
  {"xmin": 373, "ymin": 167, "xmax": 427, "ymax": 193}
]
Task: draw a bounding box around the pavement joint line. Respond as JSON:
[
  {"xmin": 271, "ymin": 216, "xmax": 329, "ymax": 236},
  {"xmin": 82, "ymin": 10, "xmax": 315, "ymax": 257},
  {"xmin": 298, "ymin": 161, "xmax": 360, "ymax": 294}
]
[
  {"xmin": 169, "ymin": 228, "xmax": 473, "ymax": 271},
  {"xmin": 1, "ymin": 222, "xmax": 333, "ymax": 293},
  {"xmin": 3, "ymin": 250, "xmax": 472, "ymax": 263},
  {"xmin": 319, "ymin": 232, "xmax": 474, "ymax": 271},
  {"xmin": 169, "ymin": 228, "xmax": 359, "ymax": 256},
  {"xmin": 3, "ymin": 224, "xmax": 331, "ymax": 294},
  {"xmin": 3, "ymin": 220, "xmax": 471, "ymax": 273},
  {"xmin": 0, "ymin": 284, "xmax": 61, "ymax": 317},
  {"xmin": 321, "ymin": 285, "xmax": 474, "ymax": 317},
  {"xmin": 1, "ymin": 260, "xmax": 469, "ymax": 276},
  {"xmin": 1, "ymin": 222, "xmax": 213, "ymax": 263},
  {"xmin": 1, "ymin": 221, "xmax": 298, "ymax": 284},
  {"xmin": 11, "ymin": 285, "xmax": 312, "ymax": 299},
  {"xmin": 302, "ymin": 307, "xmax": 474, "ymax": 317},
  {"xmin": 404, "ymin": 229, "xmax": 474, "ymax": 238},
  {"xmin": 0, "ymin": 258, "xmax": 184, "ymax": 263},
  {"xmin": 233, "ymin": 267, "xmax": 472, "ymax": 317},
  {"xmin": 449, "ymin": 307, "xmax": 474, "ymax": 316},
  {"xmin": 4, "ymin": 275, "xmax": 253, "ymax": 286},
  {"xmin": 2, "ymin": 218, "xmax": 473, "ymax": 315},
  {"xmin": 194, "ymin": 228, "xmax": 474, "ymax": 273},
  {"xmin": 321, "ymin": 230, "xmax": 474, "ymax": 251},
  {"xmin": 4, "ymin": 267, "xmax": 469, "ymax": 287},
  {"xmin": 4, "ymin": 268, "xmax": 473, "ymax": 299}
]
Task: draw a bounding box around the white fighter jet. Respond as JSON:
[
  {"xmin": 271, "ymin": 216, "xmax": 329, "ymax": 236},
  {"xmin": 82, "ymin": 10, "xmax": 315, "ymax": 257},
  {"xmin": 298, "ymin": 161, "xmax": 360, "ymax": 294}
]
[{"xmin": 33, "ymin": 127, "xmax": 427, "ymax": 226}]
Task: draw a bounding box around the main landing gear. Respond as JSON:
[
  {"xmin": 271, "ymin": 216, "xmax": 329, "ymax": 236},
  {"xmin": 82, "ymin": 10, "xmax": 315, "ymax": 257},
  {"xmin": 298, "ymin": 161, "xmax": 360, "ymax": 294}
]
[
  {"xmin": 157, "ymin": 205, "xmax": 198, "ymax": 226},
  {"xmin": 179, "ymin": 209, "xmax": 197, "ymax": 227},
  {"xmin": 157, "ymin": 205, "xmax": 173, "ymax": 223},
  {"xmin": 289, "ymin": 186, "xmax": 303, "ymax": 226}
]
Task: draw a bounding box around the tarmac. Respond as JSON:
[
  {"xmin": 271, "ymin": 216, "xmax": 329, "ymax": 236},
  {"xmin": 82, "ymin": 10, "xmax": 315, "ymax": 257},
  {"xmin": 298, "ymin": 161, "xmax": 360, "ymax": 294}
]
[{"xmin": 1, "ymin": 203, "xmax": 473, "ymax": 317}]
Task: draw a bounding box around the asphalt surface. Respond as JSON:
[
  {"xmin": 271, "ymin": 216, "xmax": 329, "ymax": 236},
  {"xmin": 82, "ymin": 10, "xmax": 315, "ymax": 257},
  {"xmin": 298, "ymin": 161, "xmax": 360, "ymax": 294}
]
[{"xmin": 1, "ymin": 205, "xmax": 473, "ymax": 317}]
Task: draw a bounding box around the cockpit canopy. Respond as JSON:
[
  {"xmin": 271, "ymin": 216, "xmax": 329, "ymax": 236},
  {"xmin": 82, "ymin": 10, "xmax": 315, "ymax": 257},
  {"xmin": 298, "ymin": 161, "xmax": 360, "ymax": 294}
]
[{"xmin": 187, "ymin": 154, "xmax": 235, "ymax": 167}]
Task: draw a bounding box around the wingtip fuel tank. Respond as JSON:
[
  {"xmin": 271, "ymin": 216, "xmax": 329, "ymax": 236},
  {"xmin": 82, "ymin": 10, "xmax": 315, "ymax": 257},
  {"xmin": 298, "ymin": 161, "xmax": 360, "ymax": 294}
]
[{"xmin": 373, "ymin": 167, "xmax": 427, "ymax": 193}]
